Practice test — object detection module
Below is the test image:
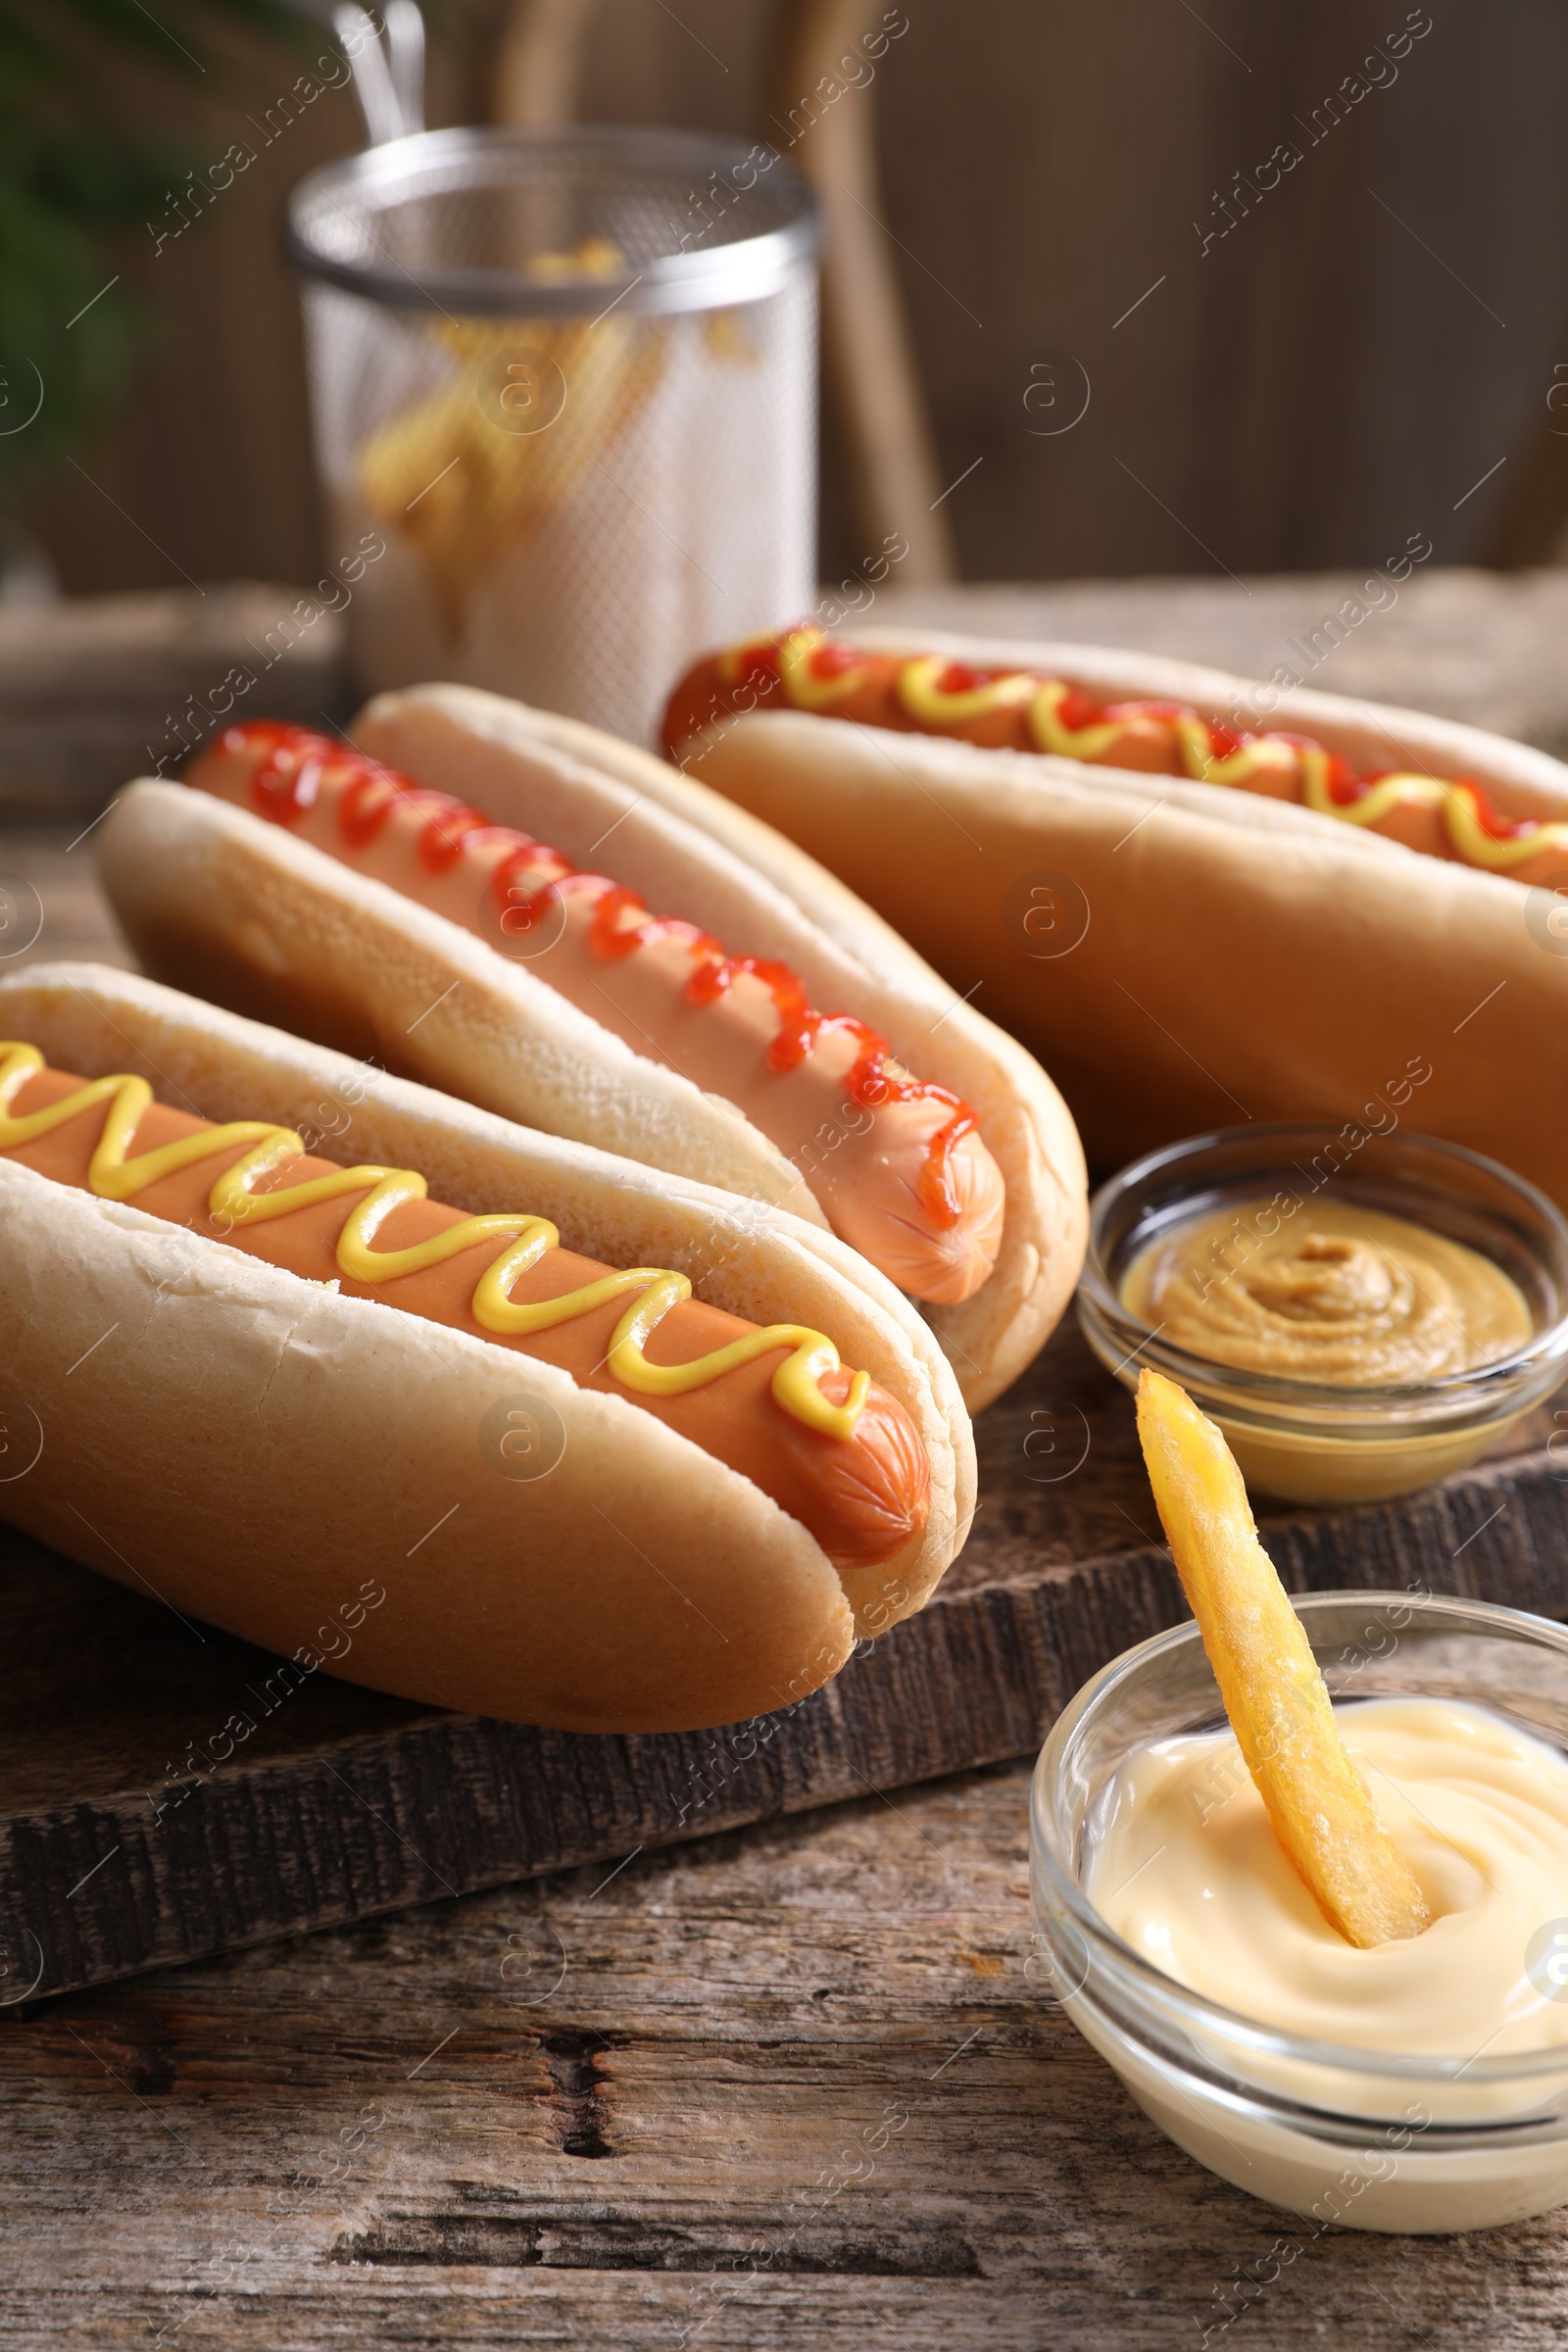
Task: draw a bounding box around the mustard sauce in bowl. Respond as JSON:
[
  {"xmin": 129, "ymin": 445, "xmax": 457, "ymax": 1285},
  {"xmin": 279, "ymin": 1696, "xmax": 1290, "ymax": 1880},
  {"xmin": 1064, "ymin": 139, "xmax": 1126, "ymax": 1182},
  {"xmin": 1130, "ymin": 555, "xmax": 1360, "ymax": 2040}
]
[
  {"xmin": 1120, "ymin": 1198, "xmax": 1533, "ymax": 1386},
  {"xmin": 1078, "ymin": 1127, "xmax": 1568, "ymax": 1503}
]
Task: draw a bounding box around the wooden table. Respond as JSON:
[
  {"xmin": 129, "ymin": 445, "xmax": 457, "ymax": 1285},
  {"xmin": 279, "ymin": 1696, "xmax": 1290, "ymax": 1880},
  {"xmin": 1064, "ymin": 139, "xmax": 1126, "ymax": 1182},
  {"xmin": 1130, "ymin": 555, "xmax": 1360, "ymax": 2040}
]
[{"xmin": 7, "ymin": 571, "xmax": 1568, "ymax": 2349}]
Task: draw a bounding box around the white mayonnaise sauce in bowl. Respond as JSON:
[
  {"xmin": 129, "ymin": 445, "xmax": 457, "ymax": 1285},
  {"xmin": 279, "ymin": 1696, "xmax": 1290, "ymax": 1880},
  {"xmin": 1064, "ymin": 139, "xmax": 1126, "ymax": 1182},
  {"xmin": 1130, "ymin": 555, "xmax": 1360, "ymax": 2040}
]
[{"xmin": 1030, "ymin": 1592, "xmax": 1568, "ymax": 2232}]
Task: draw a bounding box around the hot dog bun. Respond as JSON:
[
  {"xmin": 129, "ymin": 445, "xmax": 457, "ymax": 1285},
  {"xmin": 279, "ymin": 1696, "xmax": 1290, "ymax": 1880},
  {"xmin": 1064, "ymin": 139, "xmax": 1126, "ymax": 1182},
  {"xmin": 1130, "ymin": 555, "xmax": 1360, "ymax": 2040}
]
[
  {"xmin": 96, "ymin": 685, "xmax": 1089, "ymax": 1411},
  {"xmin": 667, "ymin": 626, "xmax": 1568, "ymax": 1200},
  {"xmin": 0, "ymin": 963, "xmax": 972, "ymax": 1734}
]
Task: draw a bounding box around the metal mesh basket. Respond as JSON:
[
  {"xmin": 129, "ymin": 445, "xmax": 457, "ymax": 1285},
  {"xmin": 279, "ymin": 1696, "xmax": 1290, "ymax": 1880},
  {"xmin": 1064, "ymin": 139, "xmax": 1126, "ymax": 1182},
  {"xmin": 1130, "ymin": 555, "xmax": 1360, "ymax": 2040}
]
[{"xmin": 289, "ymin": 126, "xmax": 818, "ymax": 745}]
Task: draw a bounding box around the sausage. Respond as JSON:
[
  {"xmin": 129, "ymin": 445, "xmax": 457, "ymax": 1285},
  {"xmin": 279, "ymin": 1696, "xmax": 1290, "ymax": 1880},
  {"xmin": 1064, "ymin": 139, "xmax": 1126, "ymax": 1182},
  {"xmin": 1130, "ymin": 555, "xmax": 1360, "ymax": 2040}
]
[
  {"xmin": 660, "ymin": 633, "xmax": 1169, "ymax": 768},
  {"xmin": 184, "ymin": 725, "xmax": 1007, "ymax": 1308},
  {"xmin": 2, "ymin": 1057, "xmax": 930, "ymax": 1576},
  {"xmin": 662, "ymin": 628, "xmax": 1568, "ymax": 890}
]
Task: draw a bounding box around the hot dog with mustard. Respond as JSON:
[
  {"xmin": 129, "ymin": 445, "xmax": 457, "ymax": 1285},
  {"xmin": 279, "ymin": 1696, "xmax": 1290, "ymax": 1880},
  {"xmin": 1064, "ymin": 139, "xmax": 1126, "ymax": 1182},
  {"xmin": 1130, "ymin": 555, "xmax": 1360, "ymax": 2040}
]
[
  {"xmin": 663, "ymin": 624, "xmax": 1568, "ymax": 888},
  {"xmin": 661, "ymin": 625, "xmax": 1568, "ymax": 1203},
  {"xmin": 0, "ymin": 964, "xmax": 972, "ymax": 1733}
]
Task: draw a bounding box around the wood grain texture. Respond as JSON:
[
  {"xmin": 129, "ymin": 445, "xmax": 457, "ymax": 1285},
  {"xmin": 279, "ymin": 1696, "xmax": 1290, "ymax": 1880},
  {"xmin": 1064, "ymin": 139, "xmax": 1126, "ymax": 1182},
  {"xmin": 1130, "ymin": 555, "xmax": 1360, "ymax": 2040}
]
[
  {"xmin": 777, "ymin": 0, "xmax": 957, "ymax": 586},
  {"xmin": 0, "ymin": 585, "xmax": 348, "ymax": 819},
  {"xmin": 7, "ymin": 1764, "xmax": 1568, "ymax": 2349}
]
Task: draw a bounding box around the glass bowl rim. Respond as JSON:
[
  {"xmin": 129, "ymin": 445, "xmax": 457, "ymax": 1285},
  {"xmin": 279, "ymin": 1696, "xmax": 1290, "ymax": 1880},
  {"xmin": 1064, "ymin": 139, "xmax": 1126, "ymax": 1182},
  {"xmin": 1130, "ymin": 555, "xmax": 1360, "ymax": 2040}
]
[
  {"xmin": 1077, "ymin": 1121, "xmax": 1568, "ymax": 1410},
  {"xmin": 1031, "ymin": 1589, "xmax": 1568, "ymax": 2086},
  {"xmin": 286, "ymin": 122, "xmax": 819, "ymax": 318}
]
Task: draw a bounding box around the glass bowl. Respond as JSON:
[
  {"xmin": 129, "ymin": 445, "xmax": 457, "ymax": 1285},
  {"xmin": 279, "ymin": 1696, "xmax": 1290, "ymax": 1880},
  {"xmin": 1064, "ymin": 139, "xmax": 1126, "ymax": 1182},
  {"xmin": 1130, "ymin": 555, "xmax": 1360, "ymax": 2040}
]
[
  {"xmin": 1076, "ymin": 1123, "xmax": 1568, "ymax": 1503},
  {"xmin": 1030, "ymin": 1592, "xmax": 1568, "ymax": 2233}
]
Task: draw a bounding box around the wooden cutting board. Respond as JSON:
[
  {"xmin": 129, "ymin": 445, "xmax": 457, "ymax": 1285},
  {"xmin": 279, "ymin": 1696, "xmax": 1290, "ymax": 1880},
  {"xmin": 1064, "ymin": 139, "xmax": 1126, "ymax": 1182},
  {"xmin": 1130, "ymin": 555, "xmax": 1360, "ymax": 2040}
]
[{"xmin": 4, "ymin": 1313, "xmax": 1564, "ymax": 2005}]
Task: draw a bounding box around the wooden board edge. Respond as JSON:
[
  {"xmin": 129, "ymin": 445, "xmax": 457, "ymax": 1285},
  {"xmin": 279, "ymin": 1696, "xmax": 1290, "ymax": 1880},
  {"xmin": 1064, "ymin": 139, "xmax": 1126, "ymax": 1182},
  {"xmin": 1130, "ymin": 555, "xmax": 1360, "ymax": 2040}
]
[{"xmin": 4, "ymin": 1446, "xmax": 1565, "ymax": 2004}]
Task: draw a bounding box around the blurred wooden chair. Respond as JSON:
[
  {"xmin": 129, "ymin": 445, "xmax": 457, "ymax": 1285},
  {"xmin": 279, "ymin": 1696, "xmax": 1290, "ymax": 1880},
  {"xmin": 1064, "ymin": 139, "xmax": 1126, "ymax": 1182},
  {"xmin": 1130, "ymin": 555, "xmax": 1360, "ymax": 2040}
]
[{"xmin": 491, "ymin": 0, "xmax": 957, "ymax": 585}]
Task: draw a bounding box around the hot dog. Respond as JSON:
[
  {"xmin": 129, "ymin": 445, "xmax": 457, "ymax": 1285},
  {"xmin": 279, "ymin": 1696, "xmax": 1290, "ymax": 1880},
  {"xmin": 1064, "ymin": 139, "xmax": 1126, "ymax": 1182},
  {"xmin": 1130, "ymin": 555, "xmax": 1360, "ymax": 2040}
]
[
  {"xmin": 661, "ymin": 625, "xmax": 1568, "ymax": 1205},
  {"xmin": 96, "ymin": 685, "xmax": 1088, "ymax": 1411},
  {"xmin": 187, "ymin": 721, "xmax": 1004, "ymax": 1309},
  {"xmin": 663, "ymin": 625, "xmax": 1568, "ymax": 889},
  {"xmin": 3, "ymin": 1056, "xmax": 927, "ymax": 1575},
  {"xmin": 0, "ymin": 964, "xmax": 972, "ymax": 1734}
]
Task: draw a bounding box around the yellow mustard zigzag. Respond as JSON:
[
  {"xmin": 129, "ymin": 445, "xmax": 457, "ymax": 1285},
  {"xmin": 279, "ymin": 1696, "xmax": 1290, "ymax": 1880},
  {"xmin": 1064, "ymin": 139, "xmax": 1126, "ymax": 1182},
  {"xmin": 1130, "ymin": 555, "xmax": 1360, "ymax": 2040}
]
[
  {"xmin": 757, "ymin": 627, "xmax": 1568, "ymax": 876},
  {"xmin": 0, "ymin": 1044, "xmax": 867, "ymax": 1439}
]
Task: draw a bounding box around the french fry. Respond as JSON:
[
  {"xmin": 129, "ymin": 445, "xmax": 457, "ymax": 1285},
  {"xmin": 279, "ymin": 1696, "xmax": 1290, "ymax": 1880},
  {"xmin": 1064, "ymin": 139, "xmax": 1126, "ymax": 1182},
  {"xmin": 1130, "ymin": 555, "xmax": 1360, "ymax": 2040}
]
[
  {"xmin": 1135, "ymin": 1367, "xmax": 1430, "ymax": 1948},
  {"xmin": 353, "ymin": 240, "xmax": 761, "ymax": 648},
  {"xmin": 356, "ymin": 242, "xmax": 667, "ymax": 645}
]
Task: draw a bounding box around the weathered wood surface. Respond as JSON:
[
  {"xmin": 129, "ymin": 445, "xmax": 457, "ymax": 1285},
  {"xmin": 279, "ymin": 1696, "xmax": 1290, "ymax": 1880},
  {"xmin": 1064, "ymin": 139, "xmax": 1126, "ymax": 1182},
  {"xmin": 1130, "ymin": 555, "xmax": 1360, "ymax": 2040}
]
[
  {"xmin": 0, "ymin": 585, "xmax": 347, "ymax": 818},
  {"xmin": 8, "ymin": 1764, "xmax": 1568, "ymax": 2351},
  {"xmin": 7, "ymin": 573, "xmax": 1568, "ymax": 2347}
]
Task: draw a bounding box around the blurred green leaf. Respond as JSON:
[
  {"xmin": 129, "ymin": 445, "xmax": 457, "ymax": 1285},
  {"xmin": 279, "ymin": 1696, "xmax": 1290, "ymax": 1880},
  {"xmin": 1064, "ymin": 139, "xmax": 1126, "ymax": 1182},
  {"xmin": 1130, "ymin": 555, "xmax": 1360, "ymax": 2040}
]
[{"xmin": 0, "ymin": 0, "xmax": 317, "ymax": 498}]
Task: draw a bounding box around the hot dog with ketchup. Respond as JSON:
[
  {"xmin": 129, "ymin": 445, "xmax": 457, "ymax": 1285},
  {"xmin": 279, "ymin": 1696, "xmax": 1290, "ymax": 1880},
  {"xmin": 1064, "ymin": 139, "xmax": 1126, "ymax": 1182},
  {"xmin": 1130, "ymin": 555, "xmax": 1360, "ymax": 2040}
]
[
  {"xmin": 187, "ymin": 721, "xmax": 1004, "ymax": 1309},
  {"xmin": 0, "ymin": 965, "xmax": 971, "ymax": 1733},
  {"xmin": 97, "ymin": 684, "xmax": 1087, "ymax": 1411},
  {"xmin": 661, "ymin": 625, "xmax": 1568, "ymax": 1207},
  {"xmin": 664, "ymin": 624, "xmax": 1568, "ymax": 887}
]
